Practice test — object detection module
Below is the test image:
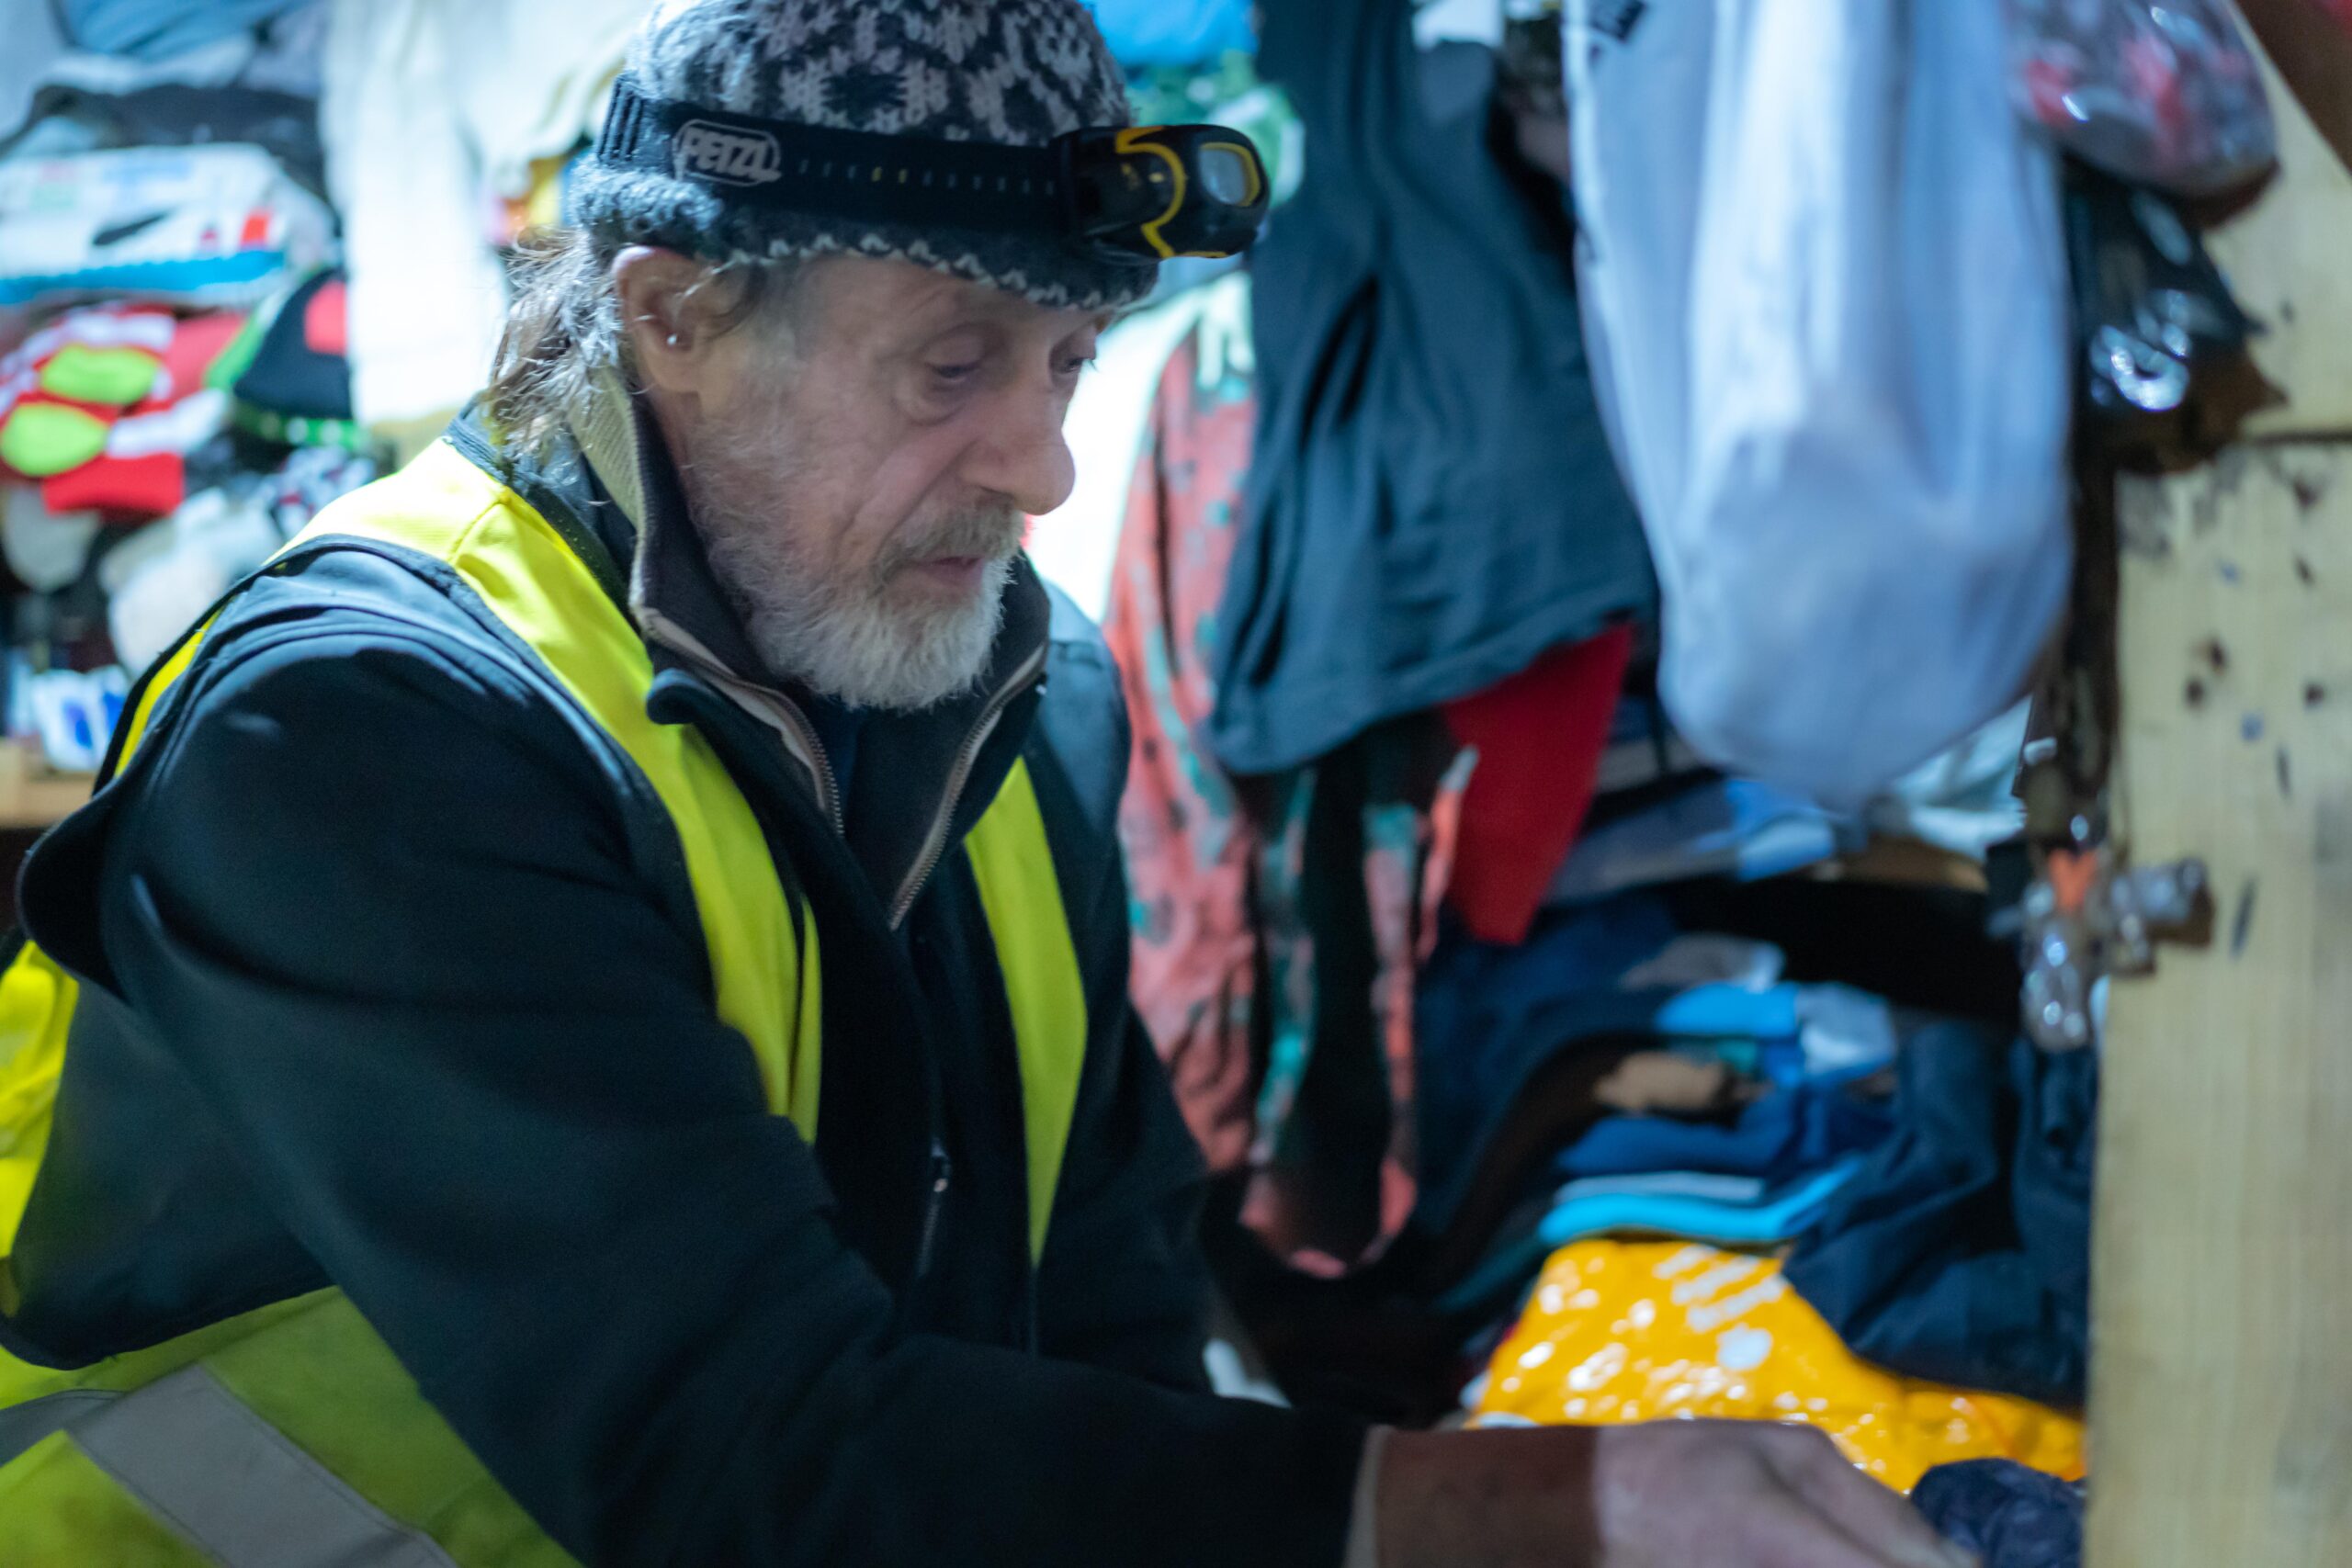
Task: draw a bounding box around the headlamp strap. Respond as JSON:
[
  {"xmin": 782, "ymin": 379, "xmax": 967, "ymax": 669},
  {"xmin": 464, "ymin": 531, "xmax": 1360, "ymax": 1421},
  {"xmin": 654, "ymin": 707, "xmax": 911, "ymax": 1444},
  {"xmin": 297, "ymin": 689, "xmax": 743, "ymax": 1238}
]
[{"xmin": 595, "ymin": 74, "xmax": 1068, "ymax": 236}]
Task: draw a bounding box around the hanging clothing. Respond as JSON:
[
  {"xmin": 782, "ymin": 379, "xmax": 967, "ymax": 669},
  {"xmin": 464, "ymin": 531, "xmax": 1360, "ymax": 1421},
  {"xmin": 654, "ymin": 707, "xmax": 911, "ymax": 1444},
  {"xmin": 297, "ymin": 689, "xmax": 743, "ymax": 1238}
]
[
  {"xmin": 1208, "ymin": 0, "xmax": 1653, "ymax": 777},
  {"xmin": 1236, "ymin": 717, "xmax": 1467, "ymax": 1274},
  {"xmin": 1106, "ymin": 310, "xmax": 1264, "ymax": 1178},
  {"xmin": 1441, "ymin": 626, "xmax": 1634, "ymax": 944},
  {"xmin": 320, "ymin": 0, "xmax": 645, "ymax": 428},
  {"xmin": 1108, "ymin": 302, "xmax": 1470, "ymax": 1275},
  {"xmin": 1785, "ymin": 1022, "xmax": 2095, "ymax": 1407}
]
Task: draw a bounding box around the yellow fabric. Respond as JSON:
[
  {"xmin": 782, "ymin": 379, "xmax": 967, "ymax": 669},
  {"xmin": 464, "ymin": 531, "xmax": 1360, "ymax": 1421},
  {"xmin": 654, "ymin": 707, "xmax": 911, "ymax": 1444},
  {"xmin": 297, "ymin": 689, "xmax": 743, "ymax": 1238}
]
[
  {"xmin": 1472, "ymin": 1240, "xmax": 2086, "ymax": 1493},
  {"xmin": 967, "ymin": 758, "xmax": 1090, "ymax": 1262},
  {"xmin": 0, "ymin": 947, "xmax": 74, "ymax": 1265}
]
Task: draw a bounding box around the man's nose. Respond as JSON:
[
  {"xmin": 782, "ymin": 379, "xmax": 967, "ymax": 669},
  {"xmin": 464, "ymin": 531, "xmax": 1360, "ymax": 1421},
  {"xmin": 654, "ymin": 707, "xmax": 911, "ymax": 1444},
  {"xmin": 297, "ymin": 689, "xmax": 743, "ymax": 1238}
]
[{"xmin": 960, "ymin": 387, "xmax": 1078, "ymax": 518}]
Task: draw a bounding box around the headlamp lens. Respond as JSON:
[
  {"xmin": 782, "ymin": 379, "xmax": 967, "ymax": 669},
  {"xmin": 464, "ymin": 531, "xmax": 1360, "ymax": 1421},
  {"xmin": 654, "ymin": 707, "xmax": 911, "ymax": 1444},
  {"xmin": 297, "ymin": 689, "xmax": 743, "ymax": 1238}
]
[{"xmin": 1200, "ymin": 145, "xmax": 1253, "ymax": 206}]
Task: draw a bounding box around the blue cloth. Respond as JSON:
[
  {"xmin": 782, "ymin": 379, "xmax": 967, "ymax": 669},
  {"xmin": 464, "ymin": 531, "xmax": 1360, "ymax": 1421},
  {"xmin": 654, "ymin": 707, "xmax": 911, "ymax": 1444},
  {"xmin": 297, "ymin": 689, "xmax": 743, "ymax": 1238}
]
[
  {"xmin": 1416, "ymin": 898, "xmax": 1893, "ymax": 1226},
  {"xmin": 1784, "ymin": 1022, "xmax": 2095, "ymax": 1407},
  {"xmin": 1092, "ymin": 0, "xmax": 1255, "ymax": 67},
  {"xmin": 1415, "ymin": 896, "xmax": 1686, "ymax": 1222},
  {"xmin": 1439, "ymin": 1158, "xmax": 1864, "ymax": 1313},
  {"xmin": 1550, "ymin": 778, "xmax": 1858, "ymax": 903},
  {"xmin": 1912, "ymin": 1461, "xmax": 2083, "ymax": 1568},
  {"xmin": 1534, "ymin": 1157, "xmax": 1861, "ymax": 1252},
  {"xmin": 62, "ymin": 0, "xmax": 309, "ymax": 60},
  {"xmin": 1652, "ymin": 982, "xmax": 1801, "ymax": 1042},
  {"xmin": 1558, "ymin": 1079, "xmax": 1896, "ymax": 1185}
]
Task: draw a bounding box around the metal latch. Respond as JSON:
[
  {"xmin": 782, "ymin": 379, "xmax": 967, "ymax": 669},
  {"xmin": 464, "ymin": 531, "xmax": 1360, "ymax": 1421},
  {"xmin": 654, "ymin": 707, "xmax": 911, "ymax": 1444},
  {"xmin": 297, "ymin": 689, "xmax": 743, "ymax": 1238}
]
[{"xmin": 2020, "ymin": 849, "xmax": 2212, "ymax": 1050}]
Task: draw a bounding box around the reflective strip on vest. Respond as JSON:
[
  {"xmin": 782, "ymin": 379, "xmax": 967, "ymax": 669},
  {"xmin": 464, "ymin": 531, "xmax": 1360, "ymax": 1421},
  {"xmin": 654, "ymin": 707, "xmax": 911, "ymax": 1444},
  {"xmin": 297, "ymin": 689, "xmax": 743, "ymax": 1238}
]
[{"xmin": 68, "ymin": 1365, "xmax": 462, "ymax": 1568}]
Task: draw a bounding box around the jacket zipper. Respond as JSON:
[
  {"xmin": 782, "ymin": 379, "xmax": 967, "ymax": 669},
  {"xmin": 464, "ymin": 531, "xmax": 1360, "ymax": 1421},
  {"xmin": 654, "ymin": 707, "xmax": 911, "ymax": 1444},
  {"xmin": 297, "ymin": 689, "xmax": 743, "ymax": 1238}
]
[
  {"xmin": 887, "ymin": 644, "xmax": 1049, "ymax": 929},
  {"xmin": 913, "ymin": 1135, "xmax": 953, "ymax": 1280},
  {"xmin": 639, "ymin": 607, "xmax": 843, "ymax": 831}
]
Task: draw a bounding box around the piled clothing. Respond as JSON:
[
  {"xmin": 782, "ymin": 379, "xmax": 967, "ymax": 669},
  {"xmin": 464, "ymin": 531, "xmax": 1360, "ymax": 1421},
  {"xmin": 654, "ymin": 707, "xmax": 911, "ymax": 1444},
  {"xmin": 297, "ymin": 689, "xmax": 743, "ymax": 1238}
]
[
  {"xmin": 209, "ymin": 265, "xmax": 365, "ymax": 447},
  {"xmin": 0, "ymin": 305, "xmax": 243, "ymax": 517},
  {"xmin": 319, "ymin": 0, "xmax": 649, "ymax": 429},
  {"xmin": 1469, "ymin": 1239, "xmax": 2086, "ymax": 1493},
  {"xmin": 1784, "ymin": 1023, "xmax": 2095, "ymax": 1407},
  {"xmin": 1913, "ymin": 1461, "xmax": 2086, "ymax": 1568},
  {"xmin": 56, "ymin": 1, "xmax": 318, "ymax": 62},
  {"xmin": 1414, "ymin": 890, "xmax": 1911, "ymax": 1312},
  {"xmin": 0, "ymin": 9, "xmax": 382, "ymax": 774}
]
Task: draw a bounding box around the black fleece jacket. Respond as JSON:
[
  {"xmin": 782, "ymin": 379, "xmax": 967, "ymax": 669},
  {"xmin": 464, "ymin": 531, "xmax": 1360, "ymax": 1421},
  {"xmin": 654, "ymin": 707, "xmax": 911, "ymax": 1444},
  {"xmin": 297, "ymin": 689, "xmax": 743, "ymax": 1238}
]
[{"xmin": 1, "ymin": 411, "xmax": 1364, "ymax": 1565}]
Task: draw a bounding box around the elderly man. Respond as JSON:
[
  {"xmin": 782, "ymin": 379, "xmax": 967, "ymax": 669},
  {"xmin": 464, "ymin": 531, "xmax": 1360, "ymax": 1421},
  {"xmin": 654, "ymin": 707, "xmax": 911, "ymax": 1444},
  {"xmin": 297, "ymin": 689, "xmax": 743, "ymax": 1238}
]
[{"xmin": 0, "ymin": 4, "xmax": 1972, "ymax": 1566}]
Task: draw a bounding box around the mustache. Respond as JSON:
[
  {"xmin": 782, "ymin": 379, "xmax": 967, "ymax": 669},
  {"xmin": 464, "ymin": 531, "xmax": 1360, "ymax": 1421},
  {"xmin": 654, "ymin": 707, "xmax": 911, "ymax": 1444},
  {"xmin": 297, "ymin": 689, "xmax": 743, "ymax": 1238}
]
[{"xmin": 878, "ymin": 504, "xmax": 1025, "ymax": 575}]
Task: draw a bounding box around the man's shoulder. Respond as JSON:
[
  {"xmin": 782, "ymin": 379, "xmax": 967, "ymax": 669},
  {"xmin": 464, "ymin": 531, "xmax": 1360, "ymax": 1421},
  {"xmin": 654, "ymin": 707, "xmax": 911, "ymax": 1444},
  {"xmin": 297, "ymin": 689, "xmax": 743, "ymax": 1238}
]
[
  {"xmin": 1029, "ymin": 581, "xmax": 1129, "ymax": 852},
  {"xmin": 1042, "ymin": 579, "xmax": 1113, "ymax": 662},
  {"xmin": 128, "ymin": 542, "xmax": 607, "ymax": 807},
  {"xmin": 188, "ymin": 542, "xmax": 537, "ymax": 702}
]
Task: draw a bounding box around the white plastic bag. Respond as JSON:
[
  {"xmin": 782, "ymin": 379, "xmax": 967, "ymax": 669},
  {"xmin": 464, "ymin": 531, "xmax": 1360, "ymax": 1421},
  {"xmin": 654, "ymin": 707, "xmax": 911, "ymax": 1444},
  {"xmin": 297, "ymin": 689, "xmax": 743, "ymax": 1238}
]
[{"xmin": 1568, "ymin": 0, "xmax": 2073, "ymax": 807}]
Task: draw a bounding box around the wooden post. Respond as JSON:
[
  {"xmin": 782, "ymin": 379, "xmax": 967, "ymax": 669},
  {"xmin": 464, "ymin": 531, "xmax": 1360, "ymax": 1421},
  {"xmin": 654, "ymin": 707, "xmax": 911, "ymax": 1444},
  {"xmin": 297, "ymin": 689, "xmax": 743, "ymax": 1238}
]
[{"xmin": 2090, "ymin": 28, "xmax": 2352, "ymax": 1568}]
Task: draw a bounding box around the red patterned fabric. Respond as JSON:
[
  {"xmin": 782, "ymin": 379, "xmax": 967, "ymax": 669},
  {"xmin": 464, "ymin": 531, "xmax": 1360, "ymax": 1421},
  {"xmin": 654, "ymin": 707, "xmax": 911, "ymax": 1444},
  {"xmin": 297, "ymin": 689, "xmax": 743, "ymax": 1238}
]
[
  {"xmin": 1105, "ymin": 313, "xmax": 1468, "ymax": 1273},
  {"xmin": 1105, "ymin": 325, "xmax": 1261, "ymax": 1177}
]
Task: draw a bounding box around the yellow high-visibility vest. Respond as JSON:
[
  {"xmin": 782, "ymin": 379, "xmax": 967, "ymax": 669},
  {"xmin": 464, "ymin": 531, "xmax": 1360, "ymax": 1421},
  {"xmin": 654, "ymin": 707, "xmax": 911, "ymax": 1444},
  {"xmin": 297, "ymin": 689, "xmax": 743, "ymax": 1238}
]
[{"xmin": 0, "ymin": 439, "xmax": 1089, "ymax": 1566}]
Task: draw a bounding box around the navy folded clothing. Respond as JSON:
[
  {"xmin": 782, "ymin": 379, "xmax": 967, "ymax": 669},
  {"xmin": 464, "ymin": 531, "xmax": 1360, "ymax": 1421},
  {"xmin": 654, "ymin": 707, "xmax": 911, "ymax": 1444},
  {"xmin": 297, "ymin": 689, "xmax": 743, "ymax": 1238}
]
[
  {"xmin": 1913, "ymin": 1460, "xmax": 2084, "ymax": 1568},
  {"xmin": 1559, "ymin": 1079, "xmax": 1895, "ymax": 1186},
  {"xmin": 1784, "ymin": 1022, "xmax": 2094, "ymax": 1406}
]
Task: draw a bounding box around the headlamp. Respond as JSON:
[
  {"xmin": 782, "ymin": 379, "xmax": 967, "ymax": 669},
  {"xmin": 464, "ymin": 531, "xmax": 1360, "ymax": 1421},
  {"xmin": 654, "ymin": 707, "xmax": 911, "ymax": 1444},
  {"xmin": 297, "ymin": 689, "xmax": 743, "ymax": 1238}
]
[{"xmin": 593, "ymin": 75, "xmax": 1270, "ymax": 264}]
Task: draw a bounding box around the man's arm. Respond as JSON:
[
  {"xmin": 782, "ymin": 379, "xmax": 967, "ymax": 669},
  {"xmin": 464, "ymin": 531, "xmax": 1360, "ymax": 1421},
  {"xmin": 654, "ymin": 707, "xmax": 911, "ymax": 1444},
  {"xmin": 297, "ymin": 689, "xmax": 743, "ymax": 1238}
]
[
  {"xmin": 82, "ymin": 616, "xmax": 1366, "ymax": 1568},
  {"xmin": 1031, "ymin": 875, "xmax": 1220, "ymax": 1392}
]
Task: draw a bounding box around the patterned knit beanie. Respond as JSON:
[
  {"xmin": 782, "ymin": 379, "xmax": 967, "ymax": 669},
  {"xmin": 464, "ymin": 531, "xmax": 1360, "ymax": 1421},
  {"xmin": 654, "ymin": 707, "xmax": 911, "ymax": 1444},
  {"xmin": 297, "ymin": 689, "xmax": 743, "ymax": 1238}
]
[{"xmin": 569, "ymin": 0, "xmax": 1157, "ymax": 311}]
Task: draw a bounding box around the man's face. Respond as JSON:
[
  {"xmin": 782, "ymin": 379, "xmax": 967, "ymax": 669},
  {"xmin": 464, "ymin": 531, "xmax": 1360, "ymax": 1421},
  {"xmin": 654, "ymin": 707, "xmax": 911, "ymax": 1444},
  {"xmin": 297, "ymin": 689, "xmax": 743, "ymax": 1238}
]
[{"xmin": 672, "ymin": 256, "xmax": 1105, "ymax": 711}]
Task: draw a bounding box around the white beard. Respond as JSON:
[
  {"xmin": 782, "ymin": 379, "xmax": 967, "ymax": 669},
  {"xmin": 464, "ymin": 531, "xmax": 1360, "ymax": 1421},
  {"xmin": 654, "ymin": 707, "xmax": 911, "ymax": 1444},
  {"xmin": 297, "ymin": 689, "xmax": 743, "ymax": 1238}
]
[
  {"xmin": 679, "ymin": 372, "xmax": 1020, "ymax": 712},
  {"xmin": 701, "ymin": 522, "xmax": 1012, "ymax": 712}
]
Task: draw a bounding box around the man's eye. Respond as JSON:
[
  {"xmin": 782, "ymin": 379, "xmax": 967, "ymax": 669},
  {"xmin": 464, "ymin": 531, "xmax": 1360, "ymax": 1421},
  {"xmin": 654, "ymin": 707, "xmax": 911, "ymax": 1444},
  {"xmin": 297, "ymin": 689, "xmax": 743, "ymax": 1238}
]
[
  {"xmin": 1057, "ymin": 354, "xmax": 1099, "ymax": 378},
  {"xmin": 930, "ymin": 362, "xmax": 981, "ymax": 385}
]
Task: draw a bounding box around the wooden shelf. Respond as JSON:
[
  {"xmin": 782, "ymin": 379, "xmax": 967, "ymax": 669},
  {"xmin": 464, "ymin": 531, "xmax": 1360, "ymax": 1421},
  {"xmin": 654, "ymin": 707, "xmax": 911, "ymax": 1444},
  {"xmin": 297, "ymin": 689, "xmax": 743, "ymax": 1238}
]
[{"xmin": 0, "ymin": 743, "xmax": 94, "ymax": 831}]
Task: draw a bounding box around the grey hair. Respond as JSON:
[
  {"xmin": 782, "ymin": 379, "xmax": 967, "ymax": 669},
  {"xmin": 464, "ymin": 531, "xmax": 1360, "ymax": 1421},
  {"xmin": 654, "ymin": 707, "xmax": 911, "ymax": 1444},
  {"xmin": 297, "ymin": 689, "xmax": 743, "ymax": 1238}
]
[{"xmin": 482, "ymin": 225, "xmax": 810, "ymax": 455}]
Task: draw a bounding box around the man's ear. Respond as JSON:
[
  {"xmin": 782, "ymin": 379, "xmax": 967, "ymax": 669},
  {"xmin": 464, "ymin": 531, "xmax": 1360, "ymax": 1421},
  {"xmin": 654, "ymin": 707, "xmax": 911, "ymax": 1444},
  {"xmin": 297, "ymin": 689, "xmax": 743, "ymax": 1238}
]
[{"xmin": 612, "ymin": 246, "xmax": 725, "ymax": 397}]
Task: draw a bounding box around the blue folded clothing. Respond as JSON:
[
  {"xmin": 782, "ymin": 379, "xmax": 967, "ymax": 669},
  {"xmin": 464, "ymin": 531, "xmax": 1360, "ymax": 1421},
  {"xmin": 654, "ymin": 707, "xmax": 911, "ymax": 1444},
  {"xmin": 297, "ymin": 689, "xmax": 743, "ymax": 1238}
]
[
  {"xmin": 1439, "ymin": 1157, "xmax": 1864, "ymax": 1314},
  {"xmin": 1559, "ymin": 1078, "xmax": 1896, "ymax": 1185}
]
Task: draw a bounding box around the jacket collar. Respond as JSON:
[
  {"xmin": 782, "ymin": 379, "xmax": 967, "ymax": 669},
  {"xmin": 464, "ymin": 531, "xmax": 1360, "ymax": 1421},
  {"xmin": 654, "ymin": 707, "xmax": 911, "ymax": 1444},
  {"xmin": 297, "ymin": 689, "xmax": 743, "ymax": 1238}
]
[{"xmin": 457, "ymin": 388, "xmax": 1050, "ymax": 924}]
